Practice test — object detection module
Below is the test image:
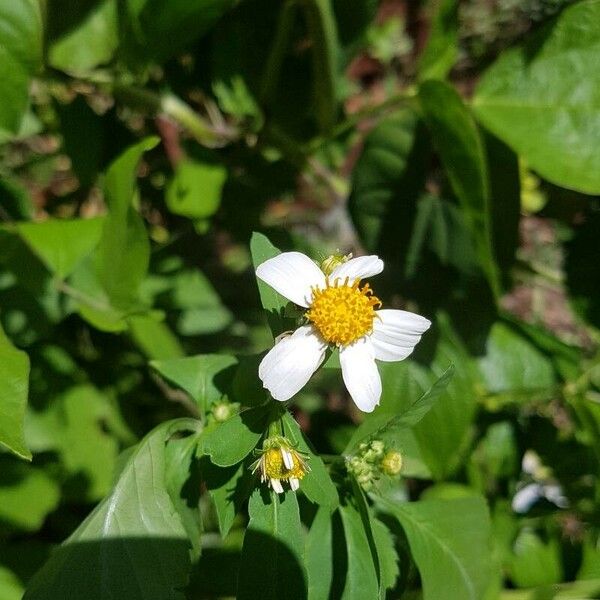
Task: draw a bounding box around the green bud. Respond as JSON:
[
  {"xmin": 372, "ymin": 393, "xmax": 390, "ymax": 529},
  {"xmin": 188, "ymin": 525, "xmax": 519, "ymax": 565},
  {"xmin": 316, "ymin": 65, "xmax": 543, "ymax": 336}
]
[{"xmin": 381, "ymin": 451, "xmax": 403, "ymax": 476}]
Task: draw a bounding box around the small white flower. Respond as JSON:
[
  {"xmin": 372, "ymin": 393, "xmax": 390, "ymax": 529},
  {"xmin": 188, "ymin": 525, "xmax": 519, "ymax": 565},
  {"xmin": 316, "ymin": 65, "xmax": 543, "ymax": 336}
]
[{"xmin": 256, "ymin": 251, "xmax": 431, "ymax": 412}]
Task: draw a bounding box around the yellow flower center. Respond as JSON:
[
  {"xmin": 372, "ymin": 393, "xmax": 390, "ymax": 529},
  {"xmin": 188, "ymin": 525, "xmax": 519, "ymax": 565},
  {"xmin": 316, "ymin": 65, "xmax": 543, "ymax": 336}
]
[
  {"xmin": 264, "ymin": 447, "xmax": 307, "ymax": 480},
  {"xmin": 306, "ymin": 278, "xmax": 382, "ymax": 346}
]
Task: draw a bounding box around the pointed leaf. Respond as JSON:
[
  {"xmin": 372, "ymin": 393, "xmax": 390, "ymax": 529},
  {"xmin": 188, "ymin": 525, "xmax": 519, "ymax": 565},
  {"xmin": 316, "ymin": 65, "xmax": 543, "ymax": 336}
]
[
  {"xmin": 0, "ymin": 323, "xmax": 30, "ymax": 460},
  {"xmin": 24, "ymin": 419, "xmax": 200, "ymax": 600},
  {"xmin": 237, "ymin": 489, "xmax": 306, "ymax": 600}
]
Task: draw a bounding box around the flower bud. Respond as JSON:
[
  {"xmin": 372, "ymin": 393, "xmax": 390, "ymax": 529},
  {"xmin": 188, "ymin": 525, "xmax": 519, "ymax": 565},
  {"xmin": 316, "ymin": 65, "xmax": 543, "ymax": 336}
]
[{"xmin": 381, "ymin": 450, "xmax": 403, "ymax": 476}]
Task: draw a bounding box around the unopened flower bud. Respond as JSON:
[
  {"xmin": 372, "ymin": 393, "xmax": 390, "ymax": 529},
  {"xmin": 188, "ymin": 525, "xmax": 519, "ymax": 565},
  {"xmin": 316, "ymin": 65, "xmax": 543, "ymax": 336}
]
[{"xmin": 381, "ymin": 451, "xmax": 403, "ymax": 476}]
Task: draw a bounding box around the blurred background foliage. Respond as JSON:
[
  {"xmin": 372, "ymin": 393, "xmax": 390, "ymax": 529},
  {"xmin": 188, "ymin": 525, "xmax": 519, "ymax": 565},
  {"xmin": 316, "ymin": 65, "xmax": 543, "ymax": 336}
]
[{"xmin": 0, "ymin": 0, "xmax": 600, "ymax": 598}]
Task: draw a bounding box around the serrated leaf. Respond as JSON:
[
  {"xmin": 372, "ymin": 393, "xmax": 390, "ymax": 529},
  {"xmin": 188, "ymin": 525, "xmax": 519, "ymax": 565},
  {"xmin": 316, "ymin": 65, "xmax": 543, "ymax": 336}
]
[
  {"xmin": 24, "ymin": 419, "xmax": 200, "ymax": 600},
  {"xmin": 380, "ymin": 496, "xmax": 493, "ymax": 600},
  {"xmin": 338, "ymin": 501, "xmax": 379, "ymax": 600},
  {"xmin": 237, "ymin": 489, "xmax": 306, "ymax": 600},
  {"xmin": 344, "ymin": 365, "xmax": 454, "ymax": 453}
]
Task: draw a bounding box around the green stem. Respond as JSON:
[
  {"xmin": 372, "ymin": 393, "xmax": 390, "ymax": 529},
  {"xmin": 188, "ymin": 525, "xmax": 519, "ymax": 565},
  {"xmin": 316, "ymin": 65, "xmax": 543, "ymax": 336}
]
[
  {"xmin": 260, "ymin": 0, "xmax": 298, "ymax": 104},
  {"xmin": 304, "ymin": 88, "xmax": 418, "ymax": 153}
]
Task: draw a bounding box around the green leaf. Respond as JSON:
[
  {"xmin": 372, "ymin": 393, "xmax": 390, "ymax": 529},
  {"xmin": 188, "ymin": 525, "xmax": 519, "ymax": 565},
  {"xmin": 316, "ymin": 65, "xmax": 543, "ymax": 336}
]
[
  {"xmin": 418, "ymin": 0, "xmax": 459, "ymax": 81},
  {"xmin": 412, "ymin": 318, "xmax": 481, "ymax": 479},
  {"xmin": 282, "ymin": 412, "xmax": 339, "ymax": 509},
  {"xmin": 13, "ymin": 217, "xmax": 105, "ymax": 280},
  {"xmin": 166, "ymin": 159, "xmax": 227, "ymax": 220},
  {"xmin": 371, "ymin": 517, "xmax": 399, "ymax": 595},
  {"xmin": 338, "ymin": 501, "xmax": 380, "ymax": 600},
  {"xmin": 404, "ymin": 194, "xmax": 478, "ymax": 279},
  {"xmin": 24, "ymin": 419, "xmax": 200, "ymax": 600},
  {"xmin": 164, "ymin": 432, "xmax": 203, "ymax": 561},
  {"xmin": 48, "ymin": 385, "xmax": 122, "ymax": 501},
  {"xmin": 348, "ymin": 109, "xmax": 428, "ymax": 254},
  {"xmin": 473, "ymin": 0, "xmax": 600, "ymax": 194},
  {"xmin": 128, "ymin": 314, "xmax": 185, "ymax": 360},
  {"xmin": 250, "ymin": 232, "xmax": 295, "ymax": 337},
  {"xmin": 97, "ymin": 137, "xmax": 158, "ymax": 311},
  {"xmin": 380, "ymin": 496, "xmax": 493, "ymax": 600},
  {"xmin": 201, "ymin": 458, "xmax": 254, "ymax": 539},
  {"xmin": 306, "ymin": 507, "xmax": 333, "ymax": 600},
  {"xmin": 0, "ymin": 459, "xmax": 60, "ymax": 531},
  {"xmin": 478, "ymin": 323, "xmax": 556, "ymax": 396},
  {"xmin": 344, "ymin": 364, "xmax": 454, "ymax": 453},
  {"xmin": 0, "ymin": 323, "xmax": 30, "ymax": 460},
  {"xmin": 48, "ymin": 0, "xmax": 118, "ymax": 73},
  {"xmin": 0, "ymin": 566, "xmax": 23, "ymax": 600},
  {"xmin": 237, "ymin": 489, "xmax": 306, "ymax": 600},
  {"xmin": 201, "ymin": 405, "xmax": 269, "ymax": 467},
  {"xmin": 121, "ymin": 0, "xmax": 235, "ymax": 64},
  {"xmin": 0, "ymin": 0, "xmax": 43, "ymax": 133},
  {"xmin": 151, "ymin": 354, "xmax": 238, "ymax": 413},
  {"xmin": 419, "ymin": 80, "xmax": 500, "ymax": 298},
  {"xmin": 509, "ymin": 530, "xmax": 563, "ymax": 588}
]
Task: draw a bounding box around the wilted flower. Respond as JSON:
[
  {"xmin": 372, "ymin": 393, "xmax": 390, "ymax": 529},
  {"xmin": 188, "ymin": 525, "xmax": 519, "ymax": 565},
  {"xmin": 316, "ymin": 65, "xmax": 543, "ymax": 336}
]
[
  {"xmin": 251, "ymin": 435, "xmax": 310, "ymax": 494},
  {"xmin": 256, "ymin": 251, "xmax": 431, "ymax": 412}
]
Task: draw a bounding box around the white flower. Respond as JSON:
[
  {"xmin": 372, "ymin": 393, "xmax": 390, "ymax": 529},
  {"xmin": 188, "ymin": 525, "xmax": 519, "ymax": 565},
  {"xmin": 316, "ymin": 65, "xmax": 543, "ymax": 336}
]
[{"xmin": 256, "ymin": 251, "xmax": 431, "ymax": 412}]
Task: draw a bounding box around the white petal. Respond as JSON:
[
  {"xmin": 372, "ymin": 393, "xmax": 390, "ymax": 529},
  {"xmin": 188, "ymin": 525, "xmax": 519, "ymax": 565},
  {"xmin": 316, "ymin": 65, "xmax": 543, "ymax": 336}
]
[
  {"xmin": 340, "ymin": 337, "xmax": 382, "ymax": 413},
  {"xmin": 329, "ymin": 255, "xmax": 383, "ymax": 283},
  {"xmin": 289, "ymin": 477, "xmax": 300, "ymax": 491},
  {"xmin": 512, "ymin": 483, "xmax": 543, "ymax": 513},
  {"xmin": 258, "ymin": 326, "xmax": 327, "ymax": 401},
  {"xmin": 256, "ymin": 252, "xmax": 326, "ymax": 308},
  {"xmin": 371, "ymin": 309, "xmax": 431, "ymax": 362},
  {"xmin": 271, "ymin": 479, "xmax": 284, "ymax": 494},
  {"xmin": 281, "ymin": 448, "xmax": 294, "ymax": 470}
]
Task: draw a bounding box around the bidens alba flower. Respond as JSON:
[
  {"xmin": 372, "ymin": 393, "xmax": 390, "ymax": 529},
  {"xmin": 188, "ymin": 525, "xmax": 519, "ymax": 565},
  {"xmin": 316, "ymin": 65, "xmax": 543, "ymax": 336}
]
[
  {"xmin": 256, "ymin": 251, "xmax": 431, "ymax": 412},
  {"xmin": 251, "ymin": 436, "xmax": 310, "ymax": 494}
]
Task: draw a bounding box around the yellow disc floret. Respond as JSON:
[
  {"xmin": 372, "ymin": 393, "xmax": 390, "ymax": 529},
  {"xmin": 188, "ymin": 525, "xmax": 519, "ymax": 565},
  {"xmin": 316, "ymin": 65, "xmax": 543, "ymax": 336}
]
[
  {"xmin": 306, "ymin": 277, "xmax": 382, "ymax": 346},
  {"xmin": 263, "ymin": 447, "xmax": 308, "ymax": 481}
]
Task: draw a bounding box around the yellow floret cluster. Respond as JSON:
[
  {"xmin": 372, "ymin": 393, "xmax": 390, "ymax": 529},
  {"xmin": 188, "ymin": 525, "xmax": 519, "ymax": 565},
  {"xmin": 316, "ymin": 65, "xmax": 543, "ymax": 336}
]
[{"xmin": 306, "ymin": 278, "xmax": 381, "ymax": 346}]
